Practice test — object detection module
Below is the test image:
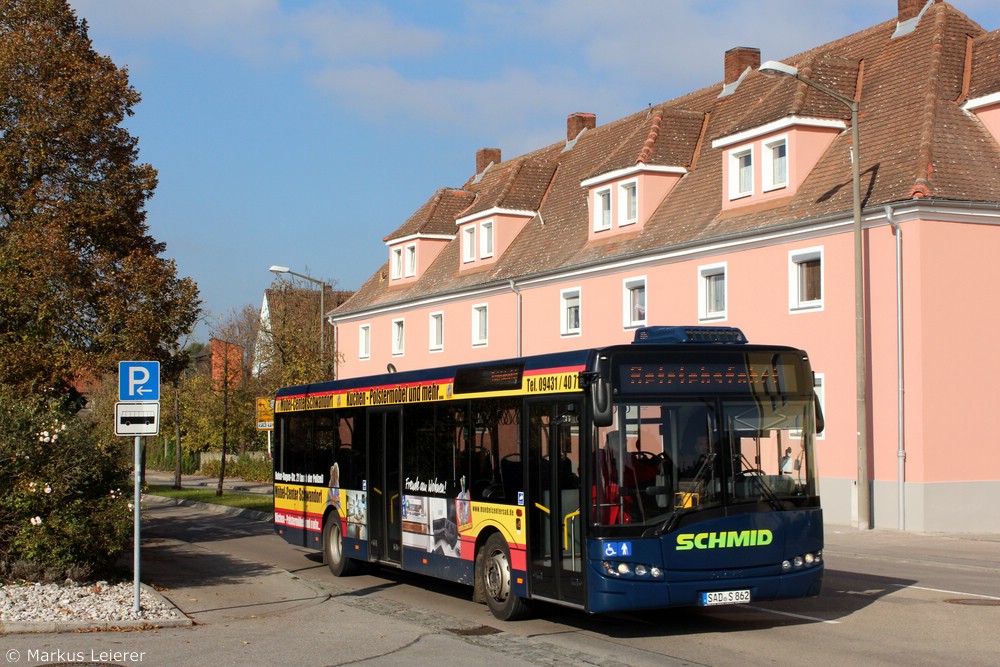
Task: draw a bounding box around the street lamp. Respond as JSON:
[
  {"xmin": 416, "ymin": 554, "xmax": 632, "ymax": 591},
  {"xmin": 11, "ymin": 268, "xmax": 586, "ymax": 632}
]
[
  {"xmin": 269, "ymin": 265, "xmax": 330, "ymax": 371},
  {"xmin": 759, "ymin": 60, "xmax": 869, "ymax": 529}
]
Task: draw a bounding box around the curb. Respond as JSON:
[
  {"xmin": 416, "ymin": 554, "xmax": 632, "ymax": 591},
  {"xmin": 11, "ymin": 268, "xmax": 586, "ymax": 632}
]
[{"xmin": 0, "ymin": 583, "xmax": 193, "ymax": 635}]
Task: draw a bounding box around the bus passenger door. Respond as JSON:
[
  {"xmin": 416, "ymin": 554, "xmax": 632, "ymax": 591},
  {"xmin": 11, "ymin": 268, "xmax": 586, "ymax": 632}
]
[
  {"xmin": 527, "ymin": 400, "xmax": 584, "ymax": 606},
  {"xmin": 368, "ymin": 408, "xmax": 403, "ymax": 565}
]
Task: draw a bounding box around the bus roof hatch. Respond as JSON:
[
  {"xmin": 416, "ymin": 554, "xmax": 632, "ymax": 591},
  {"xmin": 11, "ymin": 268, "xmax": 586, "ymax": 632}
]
[{"xmin": 632, "ymin": 326, "xmax": 747, "ymax": 345}]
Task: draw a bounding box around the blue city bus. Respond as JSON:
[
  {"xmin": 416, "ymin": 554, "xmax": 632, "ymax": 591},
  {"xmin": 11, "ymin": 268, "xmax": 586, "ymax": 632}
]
[{"xmin": 272, "ymin": 325, "xmax": 823, "ymax": 620}]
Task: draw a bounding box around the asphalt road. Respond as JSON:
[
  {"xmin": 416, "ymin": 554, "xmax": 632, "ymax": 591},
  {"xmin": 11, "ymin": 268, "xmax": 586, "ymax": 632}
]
[{"xmin": 3, "ymin": 499, "xmax": 998, "ymax": 666}]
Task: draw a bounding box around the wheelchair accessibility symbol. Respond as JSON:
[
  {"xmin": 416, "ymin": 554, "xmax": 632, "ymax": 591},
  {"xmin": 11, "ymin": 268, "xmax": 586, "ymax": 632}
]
[{"xmin": 604, "ymin": 541, "xmax": 632, "ymax": 557}]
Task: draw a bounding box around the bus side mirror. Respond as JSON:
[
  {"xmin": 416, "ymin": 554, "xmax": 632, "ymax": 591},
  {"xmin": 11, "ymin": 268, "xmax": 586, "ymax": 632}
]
[
  {"xmin": 591, "ymin": 377, "xmax": 613, "ymax": 427},
  {"xmin": 813, "ymin": 392, "xmax": 825, "ymax": 435}
]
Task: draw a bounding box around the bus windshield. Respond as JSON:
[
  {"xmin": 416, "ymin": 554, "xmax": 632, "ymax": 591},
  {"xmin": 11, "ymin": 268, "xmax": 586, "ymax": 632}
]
[{"xmin": 593, "ymin": 396, "xmax": 818, "ymax": 528}]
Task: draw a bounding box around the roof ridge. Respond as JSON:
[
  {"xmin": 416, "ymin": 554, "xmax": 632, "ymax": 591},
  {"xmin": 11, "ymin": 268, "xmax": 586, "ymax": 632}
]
[
  {"xmin": 636, "ymin": 108, "xmax": 664, "ymax": 163},
  {"xmin": 911, "ymin": 3, "xmax": 950, "ymax": 197}
]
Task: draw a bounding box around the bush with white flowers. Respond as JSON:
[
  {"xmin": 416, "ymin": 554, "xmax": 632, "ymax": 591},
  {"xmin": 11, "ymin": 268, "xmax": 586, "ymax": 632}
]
[{"xmin": 0, "ymin": 386, "xmax": 132, "ymax": 581}]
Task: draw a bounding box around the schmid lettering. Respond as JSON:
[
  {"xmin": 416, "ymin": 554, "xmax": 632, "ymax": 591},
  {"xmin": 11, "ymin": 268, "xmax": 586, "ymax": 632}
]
[{"xmin": 674, "ymin": 529, "xmax": 773, "ymax": 551}]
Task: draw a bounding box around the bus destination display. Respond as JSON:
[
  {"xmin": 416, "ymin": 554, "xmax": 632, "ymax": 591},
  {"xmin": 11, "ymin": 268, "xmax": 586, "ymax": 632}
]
[
  {"xmin": 454, "ymin": 363, "xmax": 524, "ymax": 394},
  {"xmin": 619, "ymin": 357, "xmax": 800, "ymax": 394}
]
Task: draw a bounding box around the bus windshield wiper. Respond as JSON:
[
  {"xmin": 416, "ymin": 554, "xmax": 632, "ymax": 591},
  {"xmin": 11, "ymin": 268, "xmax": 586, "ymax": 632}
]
[
  {"xmin": 653, "ymin": 453, "xmax": 716, "ymax": 536},
  {"xmin": 740, "ymin": 453, "xmax": 783, "ymax": 511}
]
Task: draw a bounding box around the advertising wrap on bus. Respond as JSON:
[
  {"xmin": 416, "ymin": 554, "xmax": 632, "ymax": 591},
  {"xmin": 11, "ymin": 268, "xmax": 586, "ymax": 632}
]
[{"xmin": 271, "ymin": 327, "xmax": 824, "ymax": 621}]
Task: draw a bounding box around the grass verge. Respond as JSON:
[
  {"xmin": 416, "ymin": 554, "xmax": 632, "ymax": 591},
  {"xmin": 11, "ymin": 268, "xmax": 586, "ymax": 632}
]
[{"xmin": 146, "ymin": 485, "xmax": 274, "ymax": 514}]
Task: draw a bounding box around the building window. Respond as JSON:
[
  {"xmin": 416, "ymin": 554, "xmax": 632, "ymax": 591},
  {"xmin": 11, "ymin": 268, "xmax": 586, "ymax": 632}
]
[
  {"xmin": 789, "ymin": 247, "xmax": 824, "ymax": 311},
  {"xmin": 390, "ymin": 247, "xmax": 403, "ymax": 279},
  {"xmin": 359, "ymin": 324, "xmax": 371, "ymax": 360},
  {"xmin": 763, "ymin": 137, "xmax": 788, "ymax": 191},
  {"xmin": 619, "ymin": 181, "xmax": 638, "ymax": 226},
  {"xmin": 561, "ymin": 288, "xmax": 581, "ymax": 335},
  {"xmin": 404, "ymin": 243, "xmax": 416, "ymax": 277},
  {"xmin": 429, "ymin": 312, "xmax": 443, "ymax": 352},
  {"xmin": 391, "ymin": 318, "xmax": 405, "ymax": 355},
  {"xmin": 729, "ymin": 147, "xmax": 753, "ymax": 199},
  {"xmin": 462, "ymin": 225, "xmax": 476, "ymax": 263},
  {"xmin": 480, "ymin": 220, "xmax": 494, "ymax": 258},
  {"xmin": 698, "ymin": 263, "xmax": 727, "ymax": 321},
  {"xmin": 623, "ymin": 277, "xmax": 646, "ymax": 328},
  {"xmin": 594, "ymin": 189, "xmax": 611, "ymax": 231},
  {"xmin": 472, "ymin": 304, "xmax": 488, "ymax": 346}
]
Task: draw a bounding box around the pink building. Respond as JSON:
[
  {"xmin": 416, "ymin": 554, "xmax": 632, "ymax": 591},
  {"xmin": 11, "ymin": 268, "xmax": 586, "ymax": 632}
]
[{"xmin": 329, "ymin": 1, "xmax": 1000, "ymax": 533}]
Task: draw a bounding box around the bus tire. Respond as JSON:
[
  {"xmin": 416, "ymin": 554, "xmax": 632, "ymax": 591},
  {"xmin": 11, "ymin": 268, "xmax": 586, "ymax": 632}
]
[
  {"xmin": 323, "ymin": 514, "xmax": 358, "ymax": 577},
  {"xmin": 483, "ymin": 533, "xmax": 530, "ymax": 620}
]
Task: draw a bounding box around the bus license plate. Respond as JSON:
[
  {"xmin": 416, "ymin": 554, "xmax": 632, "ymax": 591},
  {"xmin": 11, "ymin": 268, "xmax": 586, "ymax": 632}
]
[{"xmin": 701, "ymin": 589, "xmax": 751, "ymax": 606}]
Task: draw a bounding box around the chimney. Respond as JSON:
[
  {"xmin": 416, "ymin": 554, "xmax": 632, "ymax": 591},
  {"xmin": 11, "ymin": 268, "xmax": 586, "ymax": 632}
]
[
  {"xmin": 476, "ymin": 148, "xmax": 500, "ymax": 174},
  {"xmin": 567, "ymin": 112, "xmax": 596, "ymax": 141},
  {"xmin": 725, "ymin": 47, "xmax": 760, "ymax": 84},
  {"xmin": 898, "ymin": 0, "xmax": 930, "ymax": 22}
]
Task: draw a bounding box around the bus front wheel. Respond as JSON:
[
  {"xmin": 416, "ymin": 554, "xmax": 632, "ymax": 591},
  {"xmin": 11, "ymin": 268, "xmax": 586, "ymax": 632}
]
[
  {"xmin": 323, "ymin": 515, "xmax": 358, "ymax": 577},
  {"xmin": 483, "ymin": 533, "xmax": 530, "ymax": 620}
]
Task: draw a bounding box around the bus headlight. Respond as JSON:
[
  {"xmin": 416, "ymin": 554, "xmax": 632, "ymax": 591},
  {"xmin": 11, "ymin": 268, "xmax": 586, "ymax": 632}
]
[
  {"xmin": 782, "ymin": 550, "xmax": 822, "ymax": 571},
  {"xmin": 601, "ymin": 561, "xmax": 664, "ymax": 580}
]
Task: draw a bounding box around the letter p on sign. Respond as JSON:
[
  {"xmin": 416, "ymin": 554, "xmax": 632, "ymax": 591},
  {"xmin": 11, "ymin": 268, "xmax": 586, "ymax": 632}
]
[{"xmin": 119, "ymin": 361, "xmax": 160, "ymax": 402}]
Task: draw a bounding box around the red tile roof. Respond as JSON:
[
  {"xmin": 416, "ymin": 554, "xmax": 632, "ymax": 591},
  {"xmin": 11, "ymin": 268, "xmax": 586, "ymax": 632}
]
[{"xmin": 338, "ymin": 2, "xmax": 1000, "ymax": 317}]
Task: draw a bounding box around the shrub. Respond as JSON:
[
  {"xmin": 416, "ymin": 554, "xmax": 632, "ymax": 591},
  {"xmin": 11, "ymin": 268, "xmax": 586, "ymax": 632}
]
[
  {"xmin": 199, "ymin": 454, "xmax": 273, "ymax": 483},
  {"xmin": 0, "ymin": 387, "xmax": 132, "ymax": 580}
]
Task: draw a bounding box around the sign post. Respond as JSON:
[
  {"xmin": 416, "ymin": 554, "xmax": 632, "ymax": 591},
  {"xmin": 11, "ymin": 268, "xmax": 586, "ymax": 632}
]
[{"xmin": 117, "ymin": 361, "xmax": 160, "ymax": 613}]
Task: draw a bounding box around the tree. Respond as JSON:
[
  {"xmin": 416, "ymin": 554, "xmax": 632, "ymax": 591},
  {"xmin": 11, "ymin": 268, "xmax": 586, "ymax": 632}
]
[
  {"xmin": 0, "ymin": 0, "xmax": 200, "ymax": 395},
  {"xmin": 257, "ymin": 278, "xmax": 343, "ymax": 389}
]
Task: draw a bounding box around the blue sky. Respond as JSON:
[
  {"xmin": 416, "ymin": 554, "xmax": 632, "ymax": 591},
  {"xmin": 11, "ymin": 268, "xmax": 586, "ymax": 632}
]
[{"xmin": 67, "ymin": 0, "xmax": 1000, "ymax": 342}]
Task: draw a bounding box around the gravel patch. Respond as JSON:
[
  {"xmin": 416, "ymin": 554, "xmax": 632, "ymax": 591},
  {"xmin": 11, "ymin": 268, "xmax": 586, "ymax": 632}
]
[{"xmin": 0, "ymin": 580, "xmax": 181, "ymax": 625}]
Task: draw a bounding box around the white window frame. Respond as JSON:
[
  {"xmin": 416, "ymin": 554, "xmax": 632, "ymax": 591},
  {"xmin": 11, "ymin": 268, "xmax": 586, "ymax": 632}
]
[
  {"xmin": 390, "ymin": 247, "xmax": 403, "ymax": 280},
  {"xmin": 729, "ymin": 146, "xmax": 754, "ymax": 199},
  {"xmin": 462, "ymin": 225, "xmax": 476, "ymax": 263},
  {"xmin": 471, "ymin": 303, "xmax": 488, "ymax": 346},
  {"xmin": 391, "ymin": 318, "xmax": 405, "ymax": 356},
  {"xmin": 788, "ymin": 247, "xmax": 824, "ymax": 312},
  {"xmin": 358, "ymin": 324, "xmax": 371, "ymax": 360},
  {"xmin": 619, "ymin": 180, "xmax": 638, "ymax": 226},
  {"xmin": 622, "ymin": 277, "xmax": 646, "ymax": 328},
  {"xmin": 480, "ymin": 220, "xmax": 494, "ymax": 258},
  {"xmin": 429, "ymin": 311, "xmax": 443, "ymax": 352},
  {"xmin": 762, "ymin": 136, "xmax": 788, "ymax": 191},
  {"xmin": 593, "ymin": 188, "xmax": 612, "ymax": 231},
  {"xmin": 404, "ymin": 243, "xmax": 417, "ymax": 277},
  {"xmin": 561, "ymin": 288, "xmax": 582, "ymax": 336},
  {"xmin": 698, "ymin": 262, "xmax": 728, "ymax": 321}
]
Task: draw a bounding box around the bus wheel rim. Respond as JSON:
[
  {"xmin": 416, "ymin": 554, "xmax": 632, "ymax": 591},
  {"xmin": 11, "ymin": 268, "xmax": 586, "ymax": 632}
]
[
  {"xmin": 329, "ymin": 522, "xmax": 343, "ymax": 563},
  {"xmin": 485, "ymin": 548, "xmax": 510, "ymax": 603}
]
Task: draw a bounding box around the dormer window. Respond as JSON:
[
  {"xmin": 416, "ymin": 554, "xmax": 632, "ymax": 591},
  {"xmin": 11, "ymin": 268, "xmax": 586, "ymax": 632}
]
[
  {"xmin": 480, "ymin": 220, "xmax": 494, "ymax": 258},
  {"xmin": 404, "ymin": 243, "xmax": 416, "ymax": 277},
  {"xmin": 457, "ymin": 208, "xmax": 533, "ymax": 270},
  {"xmin": 762, "ymin": 137, "xmax": 788, "ymax": 191},
  {"xmin": 594, "ymin": 188, "xmax": 612, "ymax": 231},
  {"xmin": 582, "ymin": 166, "xmax": 684, "ymax": 239},
  {"xmin": 462, "ymin": 225, "xmax": 476, "ymax": 263},
  {"xmin": 714, "ymin": 117, "xmax": 843, "ymax": 209},
  {"xmin": 390, "ymin": 247, "xmax": 403, "ymax": 279},
  {"xmin": 619, "ymin": 181, "xmax": 638, "ymax": 226},
  {"xmin": 730, "ymin": 147, "xmax": 753, "ymax": 199}
]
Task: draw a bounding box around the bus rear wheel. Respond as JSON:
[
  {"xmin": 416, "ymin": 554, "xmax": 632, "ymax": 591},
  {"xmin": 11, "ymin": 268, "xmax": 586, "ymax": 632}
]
[
  {"xmin": 323, "ymin": 515, "xmax": 358, "ymax": 576},
  {"xmin": 483, "ymin": 533, "xmax": 530, "ymax": 620}
]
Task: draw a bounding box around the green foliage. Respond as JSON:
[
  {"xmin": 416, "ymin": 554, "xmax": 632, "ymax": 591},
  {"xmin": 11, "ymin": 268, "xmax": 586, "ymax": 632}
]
[
  {"xmin": 199, "ymin": 454, "xmax": 273, "ymax": 484},
  {"xmin": 144, "ymin": 440, "xmax": 200, "ymax": 475},
  {"xmin": 145, "ymin": 486, "xmax": 273, "ymax": 514},
  {"xmin": 0, "ymin": 0, "xmax": 200, "ymax": 394},
  {"xmin": 0, "ymin": 386, "xmax": 132, "ymax": 580}
]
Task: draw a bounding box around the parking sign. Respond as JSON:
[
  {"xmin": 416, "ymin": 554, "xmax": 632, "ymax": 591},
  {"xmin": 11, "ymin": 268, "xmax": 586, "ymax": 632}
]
[{"xmin": 119, "ymin": 361, "xmax": 160, "ymax": 402}]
